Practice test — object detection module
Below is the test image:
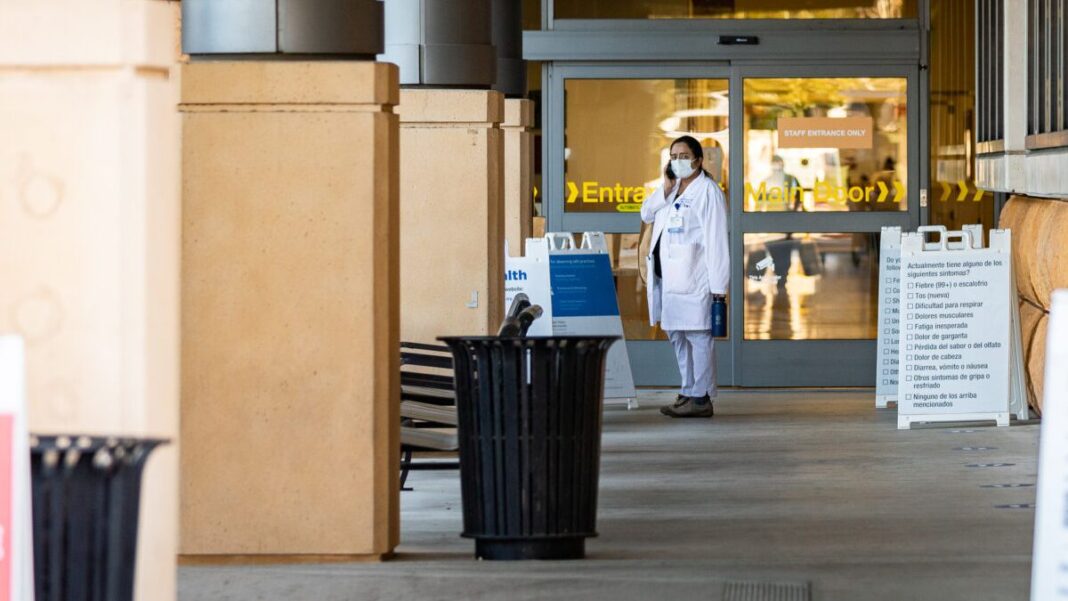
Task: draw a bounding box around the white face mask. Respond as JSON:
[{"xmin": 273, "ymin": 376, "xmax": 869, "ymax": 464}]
[{"xmin": 671, "ymin": 158, "xmax": 697, "ymax": 179}]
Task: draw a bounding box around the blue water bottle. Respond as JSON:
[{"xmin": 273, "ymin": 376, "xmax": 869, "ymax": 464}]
[{"xmin": 712, "ymin": 295, "xmax": 727, "ymax": 338}]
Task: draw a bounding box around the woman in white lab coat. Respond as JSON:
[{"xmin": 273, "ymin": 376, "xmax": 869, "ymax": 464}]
[{"xmin": 641, "ymin": 135, "xmax": 730, "ymax": 418}]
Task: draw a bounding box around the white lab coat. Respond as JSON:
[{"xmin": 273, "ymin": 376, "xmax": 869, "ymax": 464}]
[{"xmin": 641, "ymin": 172, "xmax": 730, "ymax": 331}]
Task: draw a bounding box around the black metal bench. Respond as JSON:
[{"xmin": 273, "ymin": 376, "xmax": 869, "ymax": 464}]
[
  {"xmin": 398, "ymin": 295, "xmax": 543, "ymax": 490},
  {"xmin": 399, "ymin": 342, "xmax": 459, "ymax": 490}
]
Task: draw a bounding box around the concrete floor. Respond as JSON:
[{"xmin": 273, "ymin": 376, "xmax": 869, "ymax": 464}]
[{"xmin": 179, "ymin": 390, "xmax": 1040, "ymax": 601}]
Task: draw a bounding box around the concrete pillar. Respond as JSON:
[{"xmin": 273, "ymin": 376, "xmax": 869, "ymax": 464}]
[
  {"xmin": 0, "ymin": 1, "xmax": 180, "ymax": 599},
  {"xmin": 398, "ymin": 89, "xmax": 505, "ymax": 343},
  {"xmin": 179, "ymin": 61, "xmax": 400, "ymax": 560},
  {"xmin": 503, "ymin": 99, "xmax": 535, "ymax": 256},
  {"xmin": 181, "ymin": 0, "xmax": 383, "ymax": 57},
  {"xmin": 379, "ymin": 0, "xmax": 496, "ymax": 87},
  {"xmin": 492, "ymin": 0, "xmax": 526, "ymax": 97}
]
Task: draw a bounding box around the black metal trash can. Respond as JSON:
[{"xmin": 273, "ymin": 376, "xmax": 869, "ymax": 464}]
[
  {"xmin": 439, "ymin": 335, "xmax": 618, "ymax": 560},
  {"xmin": 30, "ymin": 435, "xmax": 166, "ymax": 601}
]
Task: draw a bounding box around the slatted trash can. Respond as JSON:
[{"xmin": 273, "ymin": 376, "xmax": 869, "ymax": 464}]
[
  {"xmin": 439, "ymin": 335, "xmax": 618, "ymax": 560},
  {"xmin": 30, "ymin": 435, "xmax": 166, "ymax": 601}
]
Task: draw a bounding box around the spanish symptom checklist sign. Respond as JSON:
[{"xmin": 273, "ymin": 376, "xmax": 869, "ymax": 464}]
[{"xmin": 898, "ymin": 232, "xmax": 1012, "ymax": 426}]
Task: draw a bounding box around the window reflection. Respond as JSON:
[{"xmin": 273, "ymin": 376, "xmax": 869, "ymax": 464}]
[
  {"xmin": 564, "ymin": 79, "xmax": 729, "ymax": 214},
  {"xmin": 555, "ymin": 0, "xmax": 917, "ymax": 19},
  {"xmin": 564, "ymin": 78, "xmax": 732, "ymax": 342},
  {"xmin": 744, "ymin": 78, "xmax": 908, "ymax": 213},
  {"xmin": 744, "ymin": 232, "xmax": 879, "ymax": 340},
  {"xmin": 610, "ymin": 231, "xmax": 729, "ymax": 342}
]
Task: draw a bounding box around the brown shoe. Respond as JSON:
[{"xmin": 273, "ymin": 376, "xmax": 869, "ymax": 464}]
[
  {"xmin": 663, "ymin": 397, "xmax": 714, "ymax": 418},
  {"xmin": 659, "ymin": 394, "xmax": 688, "ymax": 416}
]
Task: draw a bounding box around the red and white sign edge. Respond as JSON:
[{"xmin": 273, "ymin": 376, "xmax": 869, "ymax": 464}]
[{"xmin": 0, "ymin": 336, "xmax": 34, "ymax": 601}]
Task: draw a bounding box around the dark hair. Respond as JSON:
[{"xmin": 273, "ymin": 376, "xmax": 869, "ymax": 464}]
[{"xmin": 670, "ymin": 135, "xmax": 714, "ymax": 179}]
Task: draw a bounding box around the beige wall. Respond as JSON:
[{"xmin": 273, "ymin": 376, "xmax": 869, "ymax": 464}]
[
  {"xmin": 398, "ymin": 89, "xmax": 505, "ymax": 343},
  {"xmin": 503, "ymin": 99, "xmax": 534, "ymax": 256},
  {"xmin": 179, "ymin": 61, "xmax": 400, "ymax": 559},
  {"xmin": 0, "ymin": 1, "xmax": 180, "ymax": 599}
]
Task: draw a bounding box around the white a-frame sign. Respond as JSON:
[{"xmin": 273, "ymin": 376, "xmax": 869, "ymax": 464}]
[
  {"xmin": 876, "ymin": 224, "xmax": 984, "ymax": 409},
  {"xmin": 1030, "ymin": 290, "xmax": 1068, "ymax": 601},
  {"xmin": 896, "ymin": 228, "xmax": 1026, "ymax": 429},
  {"xmin": 504, "ymin": 232, "xmax": 638, "ymax": 408}
]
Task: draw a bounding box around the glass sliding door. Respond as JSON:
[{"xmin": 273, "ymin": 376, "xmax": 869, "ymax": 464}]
[
  {"xmin": 732, "ymin": 67, "xmax": 919, "ymax": 386},
  {"xmin": 548, "ymin": 65, "xmax": 735, "ymax": 385},
  {"xmin": 544, "ymin": 64, "xmax": 920, "ymax": 387}
]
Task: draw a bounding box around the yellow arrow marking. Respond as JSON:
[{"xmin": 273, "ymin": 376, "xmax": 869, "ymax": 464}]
[
  {"xmin": 893, "ymin": 180, "xmax": 905, "ymax": 203},
  {"xmin": 876, "ymin": 181, "xmax": 889, "ymax": 203},
  {"xmin": 566, "ymin": 181, "xmax": 578, "ymax": 203},
  {"xmin": 973, "ymin": 186, "xmax": 984, "ymax": 202},
  {"xmin": 940, "ymin": 181, "xmax": 952, "ymax": 202},
  {"xmin": 956, "ymin": 180, "xmax": 968, "ymax": 202}
]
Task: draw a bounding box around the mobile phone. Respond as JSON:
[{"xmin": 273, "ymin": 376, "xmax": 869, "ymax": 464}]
[{"xmin": 665, "ymin": 163, "xmax": 676, "ymax": 179}]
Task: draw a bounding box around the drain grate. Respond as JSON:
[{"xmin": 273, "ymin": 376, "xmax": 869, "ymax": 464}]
[{"xmin": 723, "ymin": 581, "xmax": 811, "ymax": 601}]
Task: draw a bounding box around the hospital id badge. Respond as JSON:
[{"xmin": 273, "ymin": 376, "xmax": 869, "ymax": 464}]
[{"xmin": 667, "ymin": 215, "xmax": 684, "ymax": 234}]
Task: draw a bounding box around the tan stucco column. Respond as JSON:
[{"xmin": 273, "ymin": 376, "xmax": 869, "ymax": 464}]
[
  {"xmin": 397, "ymin": 90, "xmax": 505, "ymax": 343},
  {"xmin": 179, "ymin": 61, "xmax": 400, "ymax": 561},
  {"xmin": 502, "ymin": 99, "xmax": 535, "ymax": 257},
  {"xmin": 0, "ymin": 1, "xmax": 180, "ymax": 599}
]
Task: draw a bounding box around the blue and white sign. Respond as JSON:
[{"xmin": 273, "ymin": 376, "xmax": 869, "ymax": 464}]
[{"xmin": 504, "ymin": 233, "xmax": 637, "ymax": 406}]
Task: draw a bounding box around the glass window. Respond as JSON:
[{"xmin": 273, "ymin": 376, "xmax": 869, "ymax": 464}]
[
  {"xmin": 744, "ymin": 232, "xmax": 878, "ymax": 340},
  {"xmin": 564, "ymin": 78, "xmax": 729, "ymax": 214},
  {"xmin": 564, "ymin": 78, "xmax": 730, "ymax": 341},
  {"xmin": 554, "ymin": 0, "xmax": 917, "ymax": 20},
  {"xmin": 743, "ymin": 77, "xmax": 908, "ymax": 213},
  {"xmin": 611, "ymin": 230, "xmax": 730, "ymax": 342}
]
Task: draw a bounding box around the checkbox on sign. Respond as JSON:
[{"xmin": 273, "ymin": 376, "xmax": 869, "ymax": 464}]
[
  {"xmin": 907, "ymin": 334, "xmax": 914, "ymax": 341},
  {"xmin": 907, "ymin": 303, "xmax": 914, "ymax": 309},
  {"xmin": 908, "ymin": 283, "xmax": 915, "ymax": 289},
  {"xmin": 907, "ymin": 293, "xmax": 915, "ymax": 300},
  {"xmin": 906, "ymin": 375, "xmax": 913, "ymax": 382},
  {"xmin": 883, "ymin": 359, "xmax": 890, "ymax": 366},
  {"xmin": 883, "ymin": 369, "xmax": 889, "ymax": 375},
  {"xmin": 907, "ymin": 324, "xmax": 915, "ymax": 330},
  {"xmin": 907, "ymin": 345, "xmax": 914, "ymax": 351},
  {"xmin": 905, "ymin": 394, "xmax": 913, "ymax": 400}
]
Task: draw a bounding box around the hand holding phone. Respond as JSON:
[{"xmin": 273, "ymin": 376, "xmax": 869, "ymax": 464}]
[{"xmin": 663, "ymin": 162, "xmax": 677, "ymax": 191}]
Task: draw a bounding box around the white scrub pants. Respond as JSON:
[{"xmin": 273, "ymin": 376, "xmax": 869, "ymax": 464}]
[{"xmin": 667, "ymin": 330, "xmax": 716, "ymax": 398}]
